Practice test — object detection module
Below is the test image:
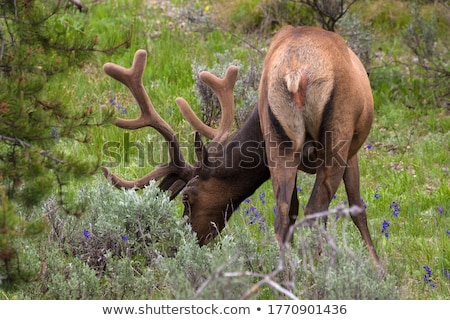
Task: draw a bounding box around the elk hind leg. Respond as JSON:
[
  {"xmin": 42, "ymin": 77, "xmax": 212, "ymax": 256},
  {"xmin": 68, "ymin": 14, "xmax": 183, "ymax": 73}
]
[
  {"xmin": 303, "ymin": 161, "xmax": 347, "ymax": 259},
  {"xmin": 304, "ymin": 164, "xmax": 346, "ymax": 220},
  {"xmin": 284, "ymin": 174, "xmax": 299, "ymax": 244},
  {"xmin": 271, "ymin": 164, "xmax": 299, "ymax": 247},
  {"xmin": 343, "ymin": 155, "xmax": 383, "ymax": 270}
]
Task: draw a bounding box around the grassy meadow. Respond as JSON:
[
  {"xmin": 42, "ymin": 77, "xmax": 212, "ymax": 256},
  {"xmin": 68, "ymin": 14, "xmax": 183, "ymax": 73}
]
[{"xmin": 1, "ymin": 0, "xmax": 449, "ymax": 299}]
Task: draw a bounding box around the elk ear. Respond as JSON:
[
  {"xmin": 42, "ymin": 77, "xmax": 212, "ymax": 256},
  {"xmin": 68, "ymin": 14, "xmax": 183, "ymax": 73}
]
[{"xmin": 194, "ymin": 132, "xmax": 209, "ymax": 168}]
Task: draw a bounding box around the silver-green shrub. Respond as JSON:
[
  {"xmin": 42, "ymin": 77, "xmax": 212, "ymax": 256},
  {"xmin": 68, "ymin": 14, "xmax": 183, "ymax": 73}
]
[{"xmin": 16, "ymin": 181, "xmax": 399, "ymax": 300}]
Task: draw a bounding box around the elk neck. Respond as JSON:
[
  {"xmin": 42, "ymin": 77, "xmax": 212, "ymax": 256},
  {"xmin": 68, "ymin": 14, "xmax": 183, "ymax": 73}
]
[{"xmin": 210, "ymin": 107, "xmax": 271, "ymax": 208}]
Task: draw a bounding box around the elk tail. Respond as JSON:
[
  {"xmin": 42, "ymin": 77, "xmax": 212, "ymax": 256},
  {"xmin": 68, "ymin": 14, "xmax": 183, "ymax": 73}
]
[{"xmin": 284, "ymin": 70, "xmax": 307, "ymax": 110}]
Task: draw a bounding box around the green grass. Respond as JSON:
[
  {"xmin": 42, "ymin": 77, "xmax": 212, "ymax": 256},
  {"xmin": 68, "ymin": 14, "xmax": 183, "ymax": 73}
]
[{"xmin": 2, "ymin": 0, "xmax": 449, "ymax": 299}]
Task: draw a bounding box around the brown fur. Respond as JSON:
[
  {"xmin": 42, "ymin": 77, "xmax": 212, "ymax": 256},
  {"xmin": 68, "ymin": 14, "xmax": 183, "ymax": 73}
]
[{"xmin": 258, "ymin": 26, "xmax": 380, "ymax": 267}]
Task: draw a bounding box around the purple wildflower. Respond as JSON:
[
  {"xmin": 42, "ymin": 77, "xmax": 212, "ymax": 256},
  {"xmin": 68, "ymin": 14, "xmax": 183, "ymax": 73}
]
[
  {"xmin": 109, "ymin": 94, "xmax": 127, "ymax": 114},
  {"xmin": 437, "ymin": 206, "xmax": 443, "ymax": 214},
  {"xmin": 361, "ymin": 198, "xmax": 367, "ymax": 209},
  {"xmin": 246, "ymin": 206, "xmax": 267, "ymax": 232},
  {"xmin": 259, "ymin": 191, "xmax": 266, "ymax": 205},
  {"xmin": 83, "ymin": 229, "xmax": 90, "ymax": 239},
  {"xmin": 423, "ymin": 265, "xmax": 435, "ymax": 288},
  {"xmin": 390, "ymin": 201, "xmax": 400, "ymax": 217},
  {"xmin": 443, "ymin": 269, "xmax": 450, "ymax": 278},
  {"xmin": 109, "ymin": 95, "xmax": 116, "ymax": 106},
  {"xmin": 244, "ymin": 205, "xmax": 255, "ymax": 216},
  {"xmin": 381, "ymin": 220, "xmax": 390, "ymax": 238},
  {"xmin": 51, "ymin": 128, "xmax": 59, "ymax": 141}
]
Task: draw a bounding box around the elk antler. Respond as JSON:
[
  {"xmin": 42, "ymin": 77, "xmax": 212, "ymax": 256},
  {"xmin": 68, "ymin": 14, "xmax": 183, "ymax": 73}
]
[
  {"xmin": 175, "ymin": 65, "xmax": 238, "ymax": 144},
  {"xmin": 102, "ymin": 49, "xmax": 194, "ymax": 198}
]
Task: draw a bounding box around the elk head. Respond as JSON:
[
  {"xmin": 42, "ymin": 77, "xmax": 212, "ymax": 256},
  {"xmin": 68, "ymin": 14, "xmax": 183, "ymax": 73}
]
[
  {"xmin": 258, "ymin": 26, "xmax": 381, "ymax": 267},
  {"xmin": 101, "ymin": 49, "xmax": 269, "ymax": 245}
]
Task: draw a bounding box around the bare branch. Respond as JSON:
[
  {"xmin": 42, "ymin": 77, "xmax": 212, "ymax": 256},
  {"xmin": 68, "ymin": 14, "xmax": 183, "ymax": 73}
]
[
  {"xmin": 0, "ymin": 135, "xmax": 65, "ymax": 164},
  {"xmin": 298, "ymin": 0, "xmax": 359, "ymax": 31}
]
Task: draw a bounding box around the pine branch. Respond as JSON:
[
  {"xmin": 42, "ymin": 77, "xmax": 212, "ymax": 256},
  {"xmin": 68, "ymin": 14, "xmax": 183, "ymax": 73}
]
[{"xmin": 0, "ymin": 135, "xmax": 64, "ymax": 164}]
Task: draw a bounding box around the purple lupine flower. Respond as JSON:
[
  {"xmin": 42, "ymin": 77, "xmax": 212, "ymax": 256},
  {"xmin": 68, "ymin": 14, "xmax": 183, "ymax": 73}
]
[
  {"xmin": 109, "ymin": 95, "xmax": 116, "ymax": 106},
  {"xmin": 109, "ymin": 94, "xmax": 127, "ymax": 114},
  {"xmin": 259, "ymin": 191, "xmax": 266, "ymax": 205},
  {"xmin": 83, "ymin": 229, "xmax": 90, "ymax": 239},
  {"xmin": 424, "ymin": 265, "xmax": 432, "ymax": 277},
  {"xmin": 423, "ymin": 265, "xmax": 435, "ymax": 288},
  {"xmin": 51, "ymin": 128, "xmax": 59, "ymax": 141},
  {"xmin": 249, "ymin": 208, "xmax": 267, "ymax": 232},
  {"xmin": 361, "ymin": 198, "xmax": 367, "ymax": 209},
  {"xmin": 443, "ymin": 269, "xmax": 450, "ymax": 278},
  {"xmin": 381, "ymin": 220, "xmax": 390, "ymax": 238},
  {"xmin": 390, "ymin": 201, "xmax": 400, "ymax": 217}
]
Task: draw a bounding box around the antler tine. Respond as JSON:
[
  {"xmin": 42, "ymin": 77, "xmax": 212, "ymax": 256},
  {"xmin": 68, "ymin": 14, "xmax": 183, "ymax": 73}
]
[
  {"xmin": 102, "ymin": 166, "xmax": 186, "ymax": 198},
  {"xmin": 102, "ymin": 49, "xmax": 194, "ymax": 191},
  {"xmin": 103, "ymin": 50, "xmax": 172, "ymax": 138},
  {"xmin": 175, "ymin": 65, "xmax": 238, "ymax": 143},
  {"xmin": 102, "ymin": 166, "xmax": 167, "ymax": 189}
]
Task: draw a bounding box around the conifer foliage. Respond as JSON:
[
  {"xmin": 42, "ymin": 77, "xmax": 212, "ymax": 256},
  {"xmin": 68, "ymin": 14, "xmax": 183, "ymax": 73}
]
[
  {"xmin": 0, "ymin": 0, "xmax": 122, "ymax": 283},
  {"xmin": 0, "ymin": 0, "xmax": 116, "ymax": 207}
]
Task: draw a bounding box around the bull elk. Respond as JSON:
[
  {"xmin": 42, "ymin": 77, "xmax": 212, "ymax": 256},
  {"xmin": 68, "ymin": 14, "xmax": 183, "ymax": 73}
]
[{"xmin": 102, "ymin": 26, "xmax": 381, "ymax": 268}]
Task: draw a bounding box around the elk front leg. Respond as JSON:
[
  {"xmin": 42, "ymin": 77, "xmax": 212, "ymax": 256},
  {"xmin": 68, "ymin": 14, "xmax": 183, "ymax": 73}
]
[{"xmin": 344, "ymin": 155, "xmax": 383, "ymax": 269}]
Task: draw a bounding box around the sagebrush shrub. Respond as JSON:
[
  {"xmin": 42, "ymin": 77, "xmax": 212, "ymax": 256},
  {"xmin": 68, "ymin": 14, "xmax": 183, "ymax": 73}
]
[{"xmin": 14, "ymin": 181, "xmax": 399, "ymax": 299}]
